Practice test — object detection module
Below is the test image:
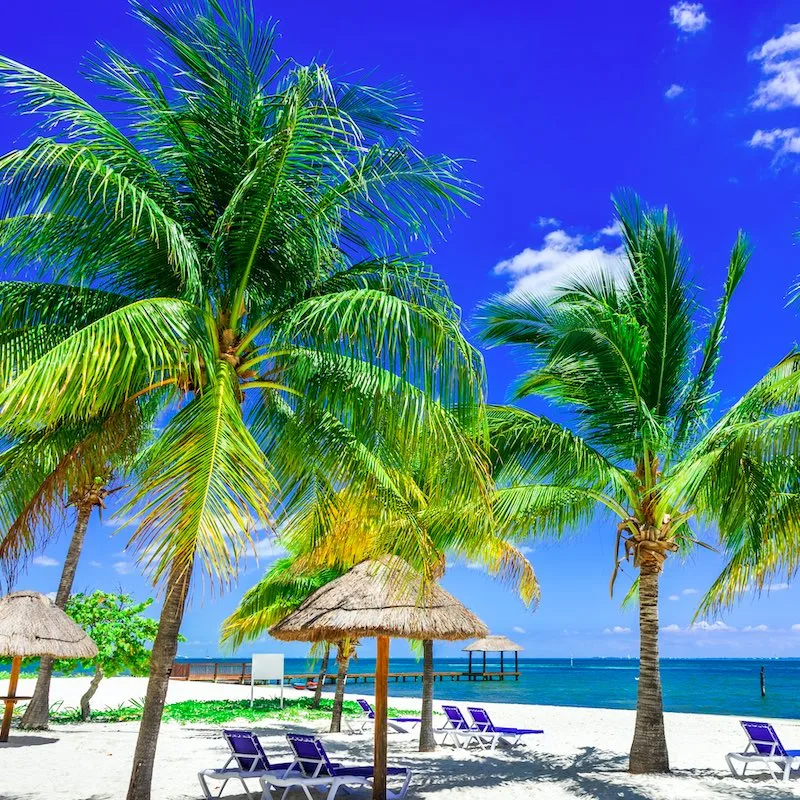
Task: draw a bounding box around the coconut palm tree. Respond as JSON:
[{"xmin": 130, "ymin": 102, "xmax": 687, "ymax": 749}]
[
  {"xmin": 0, "ymin": 2, "xmax": 483, "ymax": 797},
  {"xmin": 0, "ymin": 405, "xmax": 150, "ymax": 728},
  {"xmin": 476, "ymin": 193, "xmax": 791, "ymax": 773},
  {"xmin": 221, "ymin": 556, "xmax": 350, "ymax": 728},
  {"xmin": 273, "ymin": 428, "xmax": 539, "ymax": 752}
]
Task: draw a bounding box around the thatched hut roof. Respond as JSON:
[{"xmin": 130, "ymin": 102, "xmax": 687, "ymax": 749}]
[
  {"xmin": 463, "ymin": 634, "xmax": 523, "ymax": 652},
  {"xmin": 0, "ymin": 591, "xmax": 98, "ymax": 659},
  {"xmin": 270, "ymin": 556, "xmax": 487, "ymax": 642}
]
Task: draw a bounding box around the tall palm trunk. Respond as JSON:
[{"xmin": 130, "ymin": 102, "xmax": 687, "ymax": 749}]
[
  {"xmin": 629, "ymin": 563, "xmax": 669, "ymax": 773},
  {"xmin": 20, "ymin": 500, "xmax": 93, "ymax": 729},
  {"xmin": 418, "ymin": 639, "xmax": 436, "ymax": 752},
  {"xmin": 312, "ymin": 643, "xmax": 330, "ymax": 710},
  {"xmin": 329, "ymin": 642, "xmax": 350, "ymax": 733},
  {"xmin": 126, "ymin": 561, "xmax": 193, "ymax": 800},
  {"xmin": 80, "ymin": 665, "xmax": 104, "ymax": 721}
]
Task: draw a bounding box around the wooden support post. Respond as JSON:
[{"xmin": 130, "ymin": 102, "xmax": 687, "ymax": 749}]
[
  {"xmin": 468, "ymin": 651, "xmax": 473, "ymax": 677},
  {"xmin": 500, "ymin": 651, "xmax": 504, "ymax": 679},
  {"xmin": 482, "ymin": 651, "xmax": 486, "ymax": 676},
  {"xmin": 760, "ymin": 666, "xmax": 766, "ymax": 698},
  {"xmin": 515, "ymin": 651, "xmax": 519, "ymax": 680},
  {"xmin": 373, "ymin": 636, "xmax": 389, "ymax": 800},
  {"xmin": 1, "ymin": 656, "xmax": 22, "ymax": 743}
]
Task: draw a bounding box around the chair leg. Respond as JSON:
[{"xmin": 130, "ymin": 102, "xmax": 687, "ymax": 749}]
[
  {"xmin": 325, "ymin": 779, "xmax": 343, "ymax": 800},
  {"xmin": 198, "ymin": 772, "xmax": 213, "ymax": 800}
]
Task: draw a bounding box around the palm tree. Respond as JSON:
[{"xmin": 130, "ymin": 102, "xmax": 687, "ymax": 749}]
[
  {"xmin": 477, "ymin": 193, "xmax": 784, "ymax": 773},
  {"xmin": 220, "ymin": 556, "xmax": 348, "ymax": 726},
  {"xmin": 0, "ymin": 407, "xmax": 148, "ymax": 728},
  {"xmin": 0, "ymin": 3, "xmax": 482, "ymax": 797},
  {"xmin": 275, "ymin": 428, "xmax": 539, "ymax": 752}
]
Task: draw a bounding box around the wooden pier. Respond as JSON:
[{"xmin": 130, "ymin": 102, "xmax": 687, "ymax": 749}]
[{"xmin": 170, "ymin": 661, "xmax": 520, "ymax": 685}]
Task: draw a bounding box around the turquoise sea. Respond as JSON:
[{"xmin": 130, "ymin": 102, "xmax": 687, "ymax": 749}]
[{"xmin": 175, "ymin": 657, "xmax": 800, "ymax": 719}]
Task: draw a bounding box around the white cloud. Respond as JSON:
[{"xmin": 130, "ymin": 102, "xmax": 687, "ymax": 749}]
[
  {"xmin": 743, "ymin": 624, "xmax": 769, "ymax": 632},
  {"xmin": 250, "ymin": 537, "xmax": 288, "ymax": 560},
  {"xmin": 681, "ymin": 588, "xmax": 699, "ymax": 595},
  {"xmin": 45, "ymin": 591, "xmax": 57, "ymax": 602},
  {"xmin": 691, "ymin": 619, "xmax": 734, "ymax": 632},
  {"xmin": 665, "ymin": 84, "xmax": 685, "ymax": 99},
  {"xmin": 750, "ymin": 24, "xmax": 800, "ymax": 110},
  {"xmin": 512, "ymin": 626, "xmax": 526, "ymax": 634},
  {"xmin": 603, "ymin": 625, "xmax": 631, "ymax": 635},
  {"xmin": 599, "ymin": 220, "xmax": 622, "ymax": 237},
  {"xmin": 749, "ymin": 127, "xmax": 800, "ymax": 160},
  {"xmin": 668, "ymin": 594, "xmax": 680, "ymax": 601},
  {"xmin": 32, "ymin": 555, "xmax": 59, "ymax": 567},
  {"xmin": 663, "ymin": 619, "xmax": 736, "ymax": 634},
  {"xmin": 465, "ymin": 561, "xmax": 483, "ymax": 570},
  {"xmin": 113, "ymin": 560, "xmax": 135, "ymax": 575},
  {"xmin": 518, "ymin": 545, "xmax": 533, "ymax": 555},
  {"xmin": 670, "ymin": 2, "xmax": 709, "ymax": 34},
  {"xmin": 537, "ymin": 216, "xmax": 561, "ymax": 228},
  {"xmin": 494, "ymin": 227, "xmax": 626, "ymax": 296},
  {"xmin": 792, "ymin": 624, "xmax": 800, "ymax": 632},
  {"xmin": 89, "ymin": 560, "xmax": 102, "ymax": 568},
  {"xmin": 770, "ymin": 582, "xmax": 790, "ymax": 591}
]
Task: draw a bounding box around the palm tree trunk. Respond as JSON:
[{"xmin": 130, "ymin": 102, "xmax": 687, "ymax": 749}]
[
  {"xmin": 629, "ymin": 563, "xmax": 669, "ymax": 773},
  {"xmin": 418, "ymin": 639, "xmax": 436, "ymax": 752},
  {"xmin": 20, "ymin": 501, "xmax": 93, "ymax": 730},
  {"xmin": 80, "ymin": 665, "xmax": 104, "ymax": 722},
  {"xmin": 329, "ymin": 642, "xmax": 349, "ymax": 733},
  {"xmin": 126, "ymin": 561, "xmax": 193, "ymax": 800},
  {"xmin": 312, "ymin": 643, "xmax": 330, "ymax": 710}
]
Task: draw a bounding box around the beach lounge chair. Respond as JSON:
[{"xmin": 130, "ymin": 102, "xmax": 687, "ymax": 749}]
[
  {"xmin": 436, "ymin": 704, "xmax": 500, "ymax": 749},
  {"xmin": 726, "ymin": 720, "xmax": 800, "ymax": 781},
  {"xmin": 345, "ymin": 698, "xmax": 422, "ymax": 734},
  {"xmin": 467, "ymin": 706, "xmax": 544, "ymax": 749},
  {"xmin": 260, "ymin": 733, "xmax": 412, "ymax": 800},
  {"xmin": 198, "ymin": 729, "xmax": 296, "ymax": 799}
]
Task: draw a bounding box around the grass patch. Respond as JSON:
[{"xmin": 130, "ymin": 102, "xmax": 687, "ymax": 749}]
[{"xmin": 14, "ymin": 696, "xmax": 420, "ymax": 725}]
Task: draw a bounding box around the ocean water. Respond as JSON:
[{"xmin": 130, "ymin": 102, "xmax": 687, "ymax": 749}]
[{"xmin": 183, "ymin": 657, "xmax": 800, "ymax": 719}]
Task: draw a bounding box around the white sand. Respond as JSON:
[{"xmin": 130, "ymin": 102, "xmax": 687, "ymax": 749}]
[{"xmin": 3, "ymin": 675, "xmax": 800, "ymax": 799}]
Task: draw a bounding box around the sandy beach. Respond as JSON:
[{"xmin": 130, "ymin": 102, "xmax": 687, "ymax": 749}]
[{"xmin": 3, "ymin": 676, "xmax": 800, "ymax": 800}]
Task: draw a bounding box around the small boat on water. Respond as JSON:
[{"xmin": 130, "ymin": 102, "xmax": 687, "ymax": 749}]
[{"xmin": 291, "ymin": 680, "xmax": 318, "ymax": 691}]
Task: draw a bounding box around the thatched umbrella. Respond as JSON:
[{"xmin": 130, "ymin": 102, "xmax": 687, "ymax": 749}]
[
  {"xmin": 0, "ymin": 591, "xmax": 98, "ymax": 742},
  {"xmin": 464, "ymin": 634, "xmax": 523, "ymax": 678},
  {"xmin": 270, "ymin": 556, "xmax": 487, "ymax": 800}
]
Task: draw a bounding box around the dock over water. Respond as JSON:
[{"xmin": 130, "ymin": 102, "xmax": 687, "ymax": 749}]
[{"xmin": 170, "ymin": 661, "xmax": 520, "ymax": 684}]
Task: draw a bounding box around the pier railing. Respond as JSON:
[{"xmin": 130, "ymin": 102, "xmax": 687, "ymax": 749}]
[{"xmin": 170, "ymin": 661, "xmax": 519, "ymax": 684}]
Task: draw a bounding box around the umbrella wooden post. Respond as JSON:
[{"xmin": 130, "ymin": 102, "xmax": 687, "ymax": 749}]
[
  {"xmin": 373, "ymin": 636, "xmax": 389, "ymax": 800},
  {"xmin": 1, "ymin": 656, "xmax": 22, "ymax": 742}
]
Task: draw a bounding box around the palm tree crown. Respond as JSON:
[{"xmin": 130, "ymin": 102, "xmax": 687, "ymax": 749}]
[
  {"xmin": 477, "ymin": 193, "xmax": 790, "ymax": 773},
  {"xmin": 0, "ymin": 2, "xmax": 485, "ymax": 797}
]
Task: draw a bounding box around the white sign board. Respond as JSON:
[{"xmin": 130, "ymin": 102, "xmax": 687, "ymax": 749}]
[{"xmin": 251, "ymin": 653, "xmax": 285, "ymax": 708}]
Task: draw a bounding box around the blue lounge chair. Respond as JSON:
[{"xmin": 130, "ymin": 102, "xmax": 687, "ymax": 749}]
[
  {"xmin": 726, "ymin": 720, "xmax": 800, "ymax": 781},
  {"xmin": 437, "ymin": 704, "xmax": 500, "ymax": 749},
  {"xmin": 346, "ymin": 698, "xmax": 422, "ymax": 734},
  {"xmin": 198, "ymin": 729, "xmax": 296, "ymax": 799},
  {"xmin": 260, "ymin": 733, "xmax": 412, "ymax": 800},
  {"xmin": 467, "ymin": 706, "xmax": 543, "ymax": 749}
]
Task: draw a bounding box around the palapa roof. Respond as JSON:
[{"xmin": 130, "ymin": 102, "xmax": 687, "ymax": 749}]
[
  {"xmin": 0, "ymin": 591, "xmax": 98, "ymax": 659},
  {"xmin": 464, "ymin": 634, "xmax": 523, "ymax": 652},
  {"xmin": 270, "ymin": 555, "xmax": 488, "ymax": 643}
]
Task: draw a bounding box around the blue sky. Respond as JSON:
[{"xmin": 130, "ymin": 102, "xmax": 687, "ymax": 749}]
[{"xmin": 3, "ymin": 0, "xmax": 800, "ymax": 660}]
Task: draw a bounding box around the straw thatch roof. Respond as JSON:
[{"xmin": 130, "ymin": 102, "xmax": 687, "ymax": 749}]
[
  {"xmin": 464, "ymin": 634, "xmax": 523, "ymax": 652},
  {"xmin": 0, "ymin": 591, "xmax": 98, "ymax": 659},
  {"xmin": 270, "ymin": 556, "xmax": 488, "ymax": 642}
]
